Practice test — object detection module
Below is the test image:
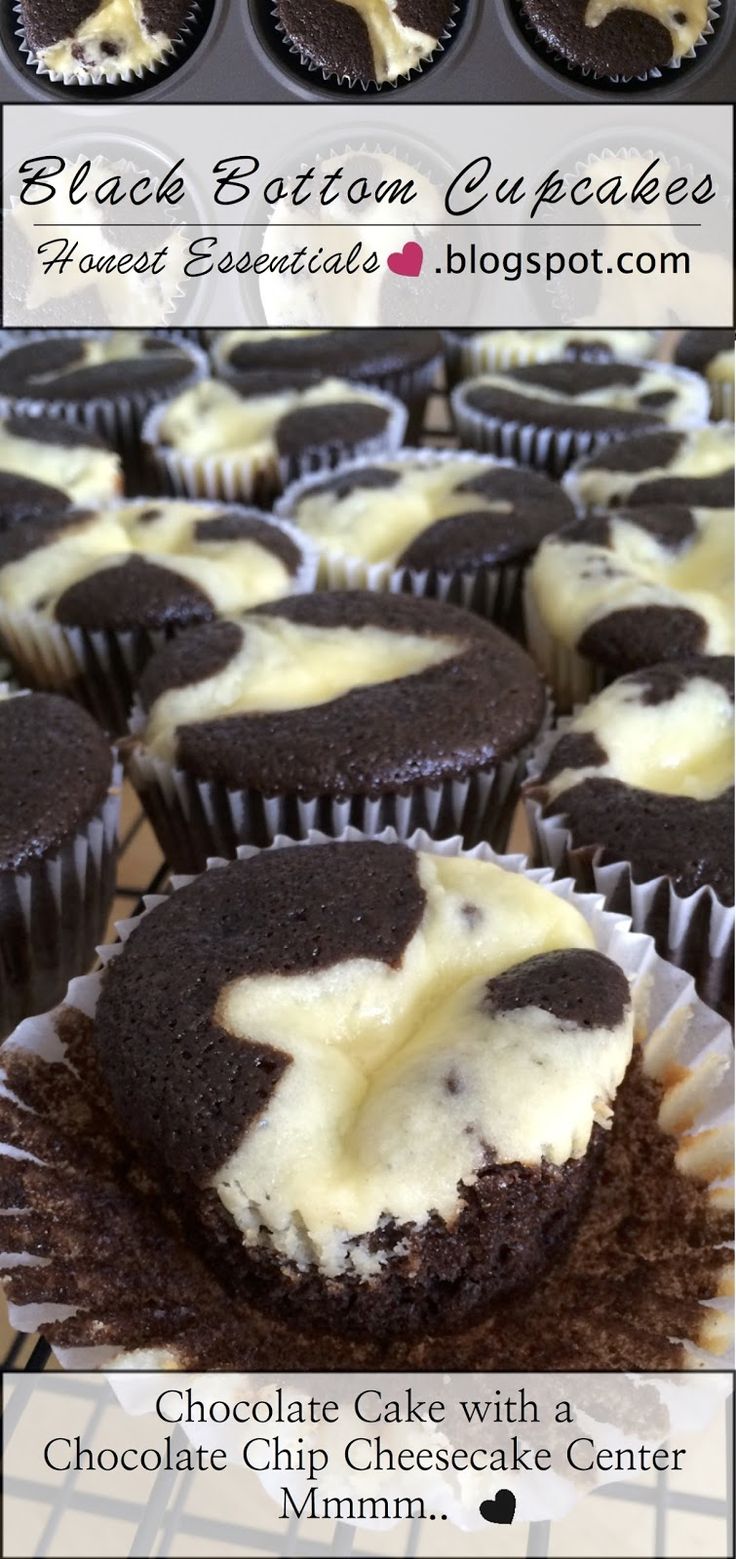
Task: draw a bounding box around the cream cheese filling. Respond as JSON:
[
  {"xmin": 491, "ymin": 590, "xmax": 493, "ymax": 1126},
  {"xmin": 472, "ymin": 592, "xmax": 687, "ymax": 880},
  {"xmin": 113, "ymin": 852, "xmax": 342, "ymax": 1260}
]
[
  {"xmin": 467, "ymin": 330, "xmax": 658, "ymax": 366},
  {"xmin": 332, "ymin": 0, "xmax": 438, "ymax": 81},
  {"xmin": 568, "ymin": 424, "xmax": 735, "ymax": 509},
  {"xmin": 542, "ymin": 673, "xmax": 734, "ymax": 806},
  {"xmin": 583, "ymin": 0, "xmax": 708, "ymax": 61},
  {"xmin": 213, "ymin": 851, "xmax": 632, "ymax": 1276},
  {"xmin": 39, "ymin": 0, "xmax": 171, "ymax": 77},
  {"xmin": 156, "ymin": 377, "xmax": 385, "ymax": 463},
  {"xmin": 142, "ymin": 615, "xmax": 461, "ymax": 762},
  {"xmin": 529, "ymin": 507, "xmax": 733, "ymax": 655},
  {"xmin": 293, "ymin": 456, "xmax": 510, "ymax": 564},
  {"xmin": 0, "ymin": 422, "xmax": 121, "ymax": 503},
  {"xmin": 0, "ymin": 501, "xmax": 293, "ymax": 619},
  {"xmin": 470, "ymin": 363, "xmax": 705, "ymax": 425},
  {"xmin": 8, "ymin": 331, "xmax": 176, "ymax": 393}
]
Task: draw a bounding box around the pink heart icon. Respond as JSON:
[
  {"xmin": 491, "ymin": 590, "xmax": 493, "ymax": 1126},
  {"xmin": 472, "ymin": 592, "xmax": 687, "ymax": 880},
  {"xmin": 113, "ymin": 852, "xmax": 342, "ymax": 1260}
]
[{"xmin": 387, "ymin": 241, "xmax": 424, "ymax": 278}]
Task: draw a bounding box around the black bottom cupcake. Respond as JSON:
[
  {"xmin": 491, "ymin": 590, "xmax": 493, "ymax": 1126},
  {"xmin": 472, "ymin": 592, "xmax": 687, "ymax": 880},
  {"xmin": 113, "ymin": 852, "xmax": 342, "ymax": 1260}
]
[
  {"xmin": 514, "ymin": 0, "xmax": 716, "ymax": 84},
  {"xmin": 272, "ymin": 0, "xmax": 458, "ymax": 90}
]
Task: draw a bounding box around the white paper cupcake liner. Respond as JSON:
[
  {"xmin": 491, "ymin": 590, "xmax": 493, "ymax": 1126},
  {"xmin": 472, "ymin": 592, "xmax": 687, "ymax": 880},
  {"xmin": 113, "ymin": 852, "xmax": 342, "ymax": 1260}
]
[
  {"xmin": 514, "ymin": 0, "xmax": 721, "ymax": 85},
  {"xmin": 142, "ymin": 386, "xmax": 409, "ymax": 503},
  {"xmin": 0, "ymin": 698, "xmax": 120, "ymax": 1039},
  {"xmin": 0, "ymin": 826, "xmax": 731, "ymax": 1369},
  {"xmin": 269, "ymin": 1, "xmax": 460, "ymax": 92},
  {"xmin": 522, "ymin": 570, "xmax": 607, "ymax": 709},
  {"xmin": 523, "ymin": 721, "xmax": 734, "ymax": 1018},
  {"xmin": 561, "ymin": 417, "xmax": 736, "ymax": 515},
  {"xmin": 0, "ymin": 510, "xmax": 318, "ymax": 736},
  {"xmin": 276, "ymin": 445, "xmax": 540, "ymax": 632},
  {"xmin": 451, "ymin": 366, "xmax": 711, "ymax": 479},
  {"xmin": 14, "ymin": 0, "xmax": 203, "ymax": 87},
  {"xmin": 0, "ymin": 333, "xmax": 208, "ymax": 473}
]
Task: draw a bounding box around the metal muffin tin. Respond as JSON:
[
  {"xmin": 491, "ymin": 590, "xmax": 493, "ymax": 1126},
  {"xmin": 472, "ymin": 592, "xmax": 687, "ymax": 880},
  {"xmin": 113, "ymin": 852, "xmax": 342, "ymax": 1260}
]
[{"xmin": 0, "ymin": 0, "xmax": 733, "ymax": 103}]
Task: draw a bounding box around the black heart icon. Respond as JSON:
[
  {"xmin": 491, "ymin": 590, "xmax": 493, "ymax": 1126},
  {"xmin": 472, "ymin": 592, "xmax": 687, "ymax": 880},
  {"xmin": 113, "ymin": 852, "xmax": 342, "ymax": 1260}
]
[{"xmin": 479, "ymin": 1489, "xmax": 516, "ymax": 1525}]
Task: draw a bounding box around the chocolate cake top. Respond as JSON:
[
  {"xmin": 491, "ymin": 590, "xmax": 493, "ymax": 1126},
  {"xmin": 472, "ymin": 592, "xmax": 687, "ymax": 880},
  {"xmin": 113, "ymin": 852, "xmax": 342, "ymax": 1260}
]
[
  {"xmin": 284, "ymin": 452, "xmax": 576, "ymax": 569},
  {"xmin": 518, "ymin": 0, "xmax": 707, "ymax": 76},
  {"xmin": 0, "ymin": 333, "xmax": 201, "ymax": 407},
  {"xmin": 0, "ymin": 410, "xmax": 122, "ymax": 508},
  {"xmin": 674, "ymin": 330, "xmax": 735, "ymax": 376},
  {"xmin": 458, "ymin": 329, "xmax": 658, "ymax": 365},
  {"xmin": 92, "ymin": 841, "xmax": 633, "ymax": 1276},
  {"xmin": 150, "ymin": 376, "xmax": 401, "ymax": 464},
  {"xmin": 273, "ymin": 0, "xmax": 453, "ymax": 85},
  {"xmin": 216, "ymin": 328, "xmax": 442, "ymax": 385},
  {"xmin": 20, "ymin": 0, "xmax": 189, "ymax": 53},
  {"xmin": 0, "ymin": 690, "xmax": 112, "ymax": 872},
  {"xmin": 459, "ymin": 360, "xmax": 707, "ymax": 437},
  {"xmin": 531, "ymin": 657, "xmax": 734, "ymax": 901},
  {"xmin": 137, "ymin": 589, "xmax": 547, "ymax": 794},
  {"xmin": 565, "ymin": 424, "xmax": 735, "ymax": 512}
]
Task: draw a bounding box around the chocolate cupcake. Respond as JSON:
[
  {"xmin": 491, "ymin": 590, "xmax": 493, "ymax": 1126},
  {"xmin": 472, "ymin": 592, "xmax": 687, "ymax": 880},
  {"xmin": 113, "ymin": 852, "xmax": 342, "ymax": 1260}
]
[
  {"xmin": 272, "ymin": 0, "xmax": 457, "ymax": 88},
  {"xmin": 674, "ymin": 330, "xmax": 735, "ymax": 422},
  {"xmin": 0, "ymin": 499, "xmax": 315, "ymax": 735},
  {"xmin": 525, "ymin": 501, "xmax": 733, "ymax": 706},
  {"xmin": 525, "ymin": 658, "xmax": 734, "ymax": 1016},
  {"xmin": 563, "ymin": 422, "xmax": 735, "ymax": 514},
  {"xmin": 0, "ymin": 413, "xmax": 122, "ymax": 515},
  {"xmin": 17, "ymin": 0, "xmax": 196, "ymax": 85},
  {"xmin": 0, "ymin": 829, "xmax": 731, "ymax": 1370},
  {"xmin": 143, "ymin": 373, "xmax": 408, "ymax": 504},
  {"xmin": 515, "ymin": 0, "xmax": 716, "ymax": 83},
  {"xmin": 444, "ymin": 328, "xmax": 659, "ymax": 387},
  {"xmin": 277, "ymin": 448, "xmax": 576, "ymax": 632},
  {"xmin": 212, "ymin": 329, "xmax": 442, "ymax": 442},
  {"xmin": 452, "ymin": 360, "xmax": 710, "ymax": 477},
  {"xmin": 0, "ymin": 688, "xmax": 119, "ymax": 1039},
  {"xmin": 127, "ymin": 590, "xmax": 547, "ymax": 869}
]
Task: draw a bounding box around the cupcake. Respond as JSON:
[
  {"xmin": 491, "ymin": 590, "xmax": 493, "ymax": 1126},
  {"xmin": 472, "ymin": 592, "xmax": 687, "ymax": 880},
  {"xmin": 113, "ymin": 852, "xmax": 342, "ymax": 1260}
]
[
  {"xmin": 525, "ymin": 502, "xmax": 733, "ymax": 706},
  {"xmin": 0, "ymin": 332, "xmax": 207, "ymax": 466},
  {"xmin": 212, "ymin": 328, "xmax": 442, "ymax": 442},
  {"xmin": 443, "ymin": 328, "xmax": 659, "ymax": 386},
  {"xmin": 564, "ymin": 423, "xmax": 735, "ymax": 513},
  {"xmin": 0, "ymin": 499, "xmax": 315, "ymax": 735},
  {"xmin": 515, "ymin": 0, "xmax": 714, "ymax": 83},
  {"xmin": 127, "ymin": 590, "xmax": 547, "ymax": 869},
  {"xmin": 272, "ymin": 0, "xmax": 457, "ymax": 88},
  {"xmin": 674, "ymin": 330, "xmax": 735, "ymax": 422},
  {"xmin": 143, "ymin": 373, "xmax": 408, "ymax": 503},
  {"xmin": 277, "ymin": 448, "xmax": 576, "ymax": 631},
  {"xmin": 0, "ymin": 412, "xmax": 122, "ymax": 512},
  {"xmin": 452, "ymin": 360, "xmax": 709, "ymax": 477},
  {"xmin": 17, "ymin": 0, "xmax": 195, "ymax": 85},
  {"xmin": 0, "ymin": 831, "xmax": 730, "ymax": 1370},
  {"xmin": 525, "ymin": 658, "xmax": 734, "ymax": 1016},
  {"xmin": 0, "ymin": 688, "xmax": 119, "ymax": 1039}
]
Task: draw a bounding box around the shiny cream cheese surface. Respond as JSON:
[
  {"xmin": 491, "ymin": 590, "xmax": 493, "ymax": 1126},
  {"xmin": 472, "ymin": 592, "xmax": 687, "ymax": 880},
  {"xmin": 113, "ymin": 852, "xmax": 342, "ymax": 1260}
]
[
  {"xmin": 0, "ymin": 422, "xmax": 121, "ymax": 503},
  {"xmin": 529, "ymin": 508, "xmax": 733, "ymax": 655},
  {"xmin": 39, "ymin": 0, "xmax": 172, "ymax": 78},
  {"xmin": 333, "ymin": 0, "xmax": 438, "ymax": 81},
  {"xmin": 142, "ymin": 615, "xmax": 461, "ymax": 762},
  {"xmin": 156, "ymin": 377, "xmax": 385, "ymax": 463},
  {"xmin": 0, "ymin": 501, "xmax": 294, "ymax": 619},
  {"xmin": 212, "ymin": 851, "xmax": 632, "ymax": 1276},
  {"xmin": 568, "ymin": 424, "xmax": 735, "ymax": 509}
]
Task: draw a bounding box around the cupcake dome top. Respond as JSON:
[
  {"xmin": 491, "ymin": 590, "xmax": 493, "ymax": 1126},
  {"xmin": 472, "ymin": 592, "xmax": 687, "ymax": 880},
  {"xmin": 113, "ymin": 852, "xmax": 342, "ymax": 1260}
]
[
  {"xmin": 565, "ymin": 423, "xmax": 735, "ymax": 511},
  {"xmin": 675, "ymin": 329, "xmax": 735, "ymax": 381},
  {"xmin": 273, "ymin": 0, "xmax": 455, "ymax": 85},
  {"xmin": 0, "ymin": 499, "xmax": 307, "ymax": 630},
  {"xmin": 456, "ymin": 359, "xmax": 708, "ymax": 438},
  {"xmin": 213, "ymin": 327, "xmax": 442, "ymax": 384},
  {"xmin": 137, "ymin": 589, "xmax": 546, "ymax": 791},
  {"xmin": 0, "ymin": 332, "xmax": 203, "ymax": 408},
  {"xmin": 0, "ymin": 688, "xmax": 112, "ymax": 872},
  {"xmin": 19, "ymin": 0, "xmax": 191, "ymax": 79},
  {"xmin": 93, "ymin": 841, "xmax": 633, "ymax": 1273},
  {"xmin": 0, "ymin": 413, "xmax": 121, "ymax": 507},
  {"xmin": 517, "ymin": 0, "xmax": 709, "ymax": 78},
  {"xmin": 532, "ymin": 657, "xmax": 734, "ymax": 902}
]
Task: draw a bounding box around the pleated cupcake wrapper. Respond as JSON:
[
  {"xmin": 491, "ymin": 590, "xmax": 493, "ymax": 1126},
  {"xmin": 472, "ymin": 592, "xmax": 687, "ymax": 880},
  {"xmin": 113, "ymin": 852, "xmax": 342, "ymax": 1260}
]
[
  {"xmin": 213, "ymin": 346, "xmax": 441, "ymax": 444},
  {"xmin": 276, "ymin": 445, "xmax": 534, "ymax": 632},
  {"xmin": 512, "ymin": 0, "xmax": 720, "ymax": 85},
  {"xmin": 523, "ymin": 721, "xmax": 734, "ymax": 1018},
  {"xmin": 562, "ymin": 417, "xmax": 736, "ymax": 515},
  {"xmin": 0, "ymin": 735, "xmax": 120, "ymax": 1042},
  {"xmin": 14, "ymin": 1, "xmax": 203, "ymax": 87},
  {"xmin": 269, "ymin": 1, "xmax": 459, "ymax": 93},
  {"xmin": 451, "ymin": 366, "xmax": 711, "ymax": 479},
  {"xmin": 0, "ymin": 824, "xmax": 731, "ymax": 1369},
  {"xmin": 0, "ymin": 512, "xmax": 318, "ymax": 737},
  {"xmin": 0, "ymin": 334, "xmax": 209, "ymax": 472},
  {"xmin": 141, "ymin": 388, "xmax": 409, "ymax": 504}
]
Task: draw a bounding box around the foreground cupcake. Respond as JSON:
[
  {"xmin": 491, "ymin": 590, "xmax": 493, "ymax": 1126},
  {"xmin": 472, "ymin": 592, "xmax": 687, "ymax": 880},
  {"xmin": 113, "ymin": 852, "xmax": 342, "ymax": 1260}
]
[
  {"xmin": 212, "ymin": 328, "xmax": 442, "ymax": 441},
  {"xmin": 0, "ymin": 332, "xmax": 206, "ymax": 463},
  {"xmin": 452, "ymin": 360, "xmax": 708, "ymax": 476},
  {"xmin": 515, "ymin": 0, "xmax": 714, "ymax": 83},
  {"xmin": 0, "ymin": 831, "xmax": 731, "ymax": 1369},
  {"xmin": 443, "ymin": 328, "xmax": 659, "ymax": 387},
  {"xmin": 0, "ymin": 412, "xmax": 122, "ymax": 511},
  {"xmin": 564, "ymin": 422, "xmax": 735, "ymax": 513},
  {"xmin": 127, "ymin": 591, "xmax": 546, "ymax": 868},
  {"xmin": 525, "ymin": 502, "xmax": 733, "ymax": 705},
  {"xmin": 143, "ymin": 374, "xmax": 407, "ymax": 503},
  {"xmin": 278, "ymin": 449, "xmax": 575, "ymax": 630},
  {"xmin": 17, "ymin": 0, "xmax": 195, "ymax": 84},
  {"xmin": 525, "ymin": 659, "xmax": 734, "ymax": 1016},
  {"xmin": 674, "ymin": 330, "xmax": 735, "ymax": 422},
  {"xmin": 272, "ymin": 0, "xmax": 457, "ymax": 87},
  {"xmin": 0, "ymin": 688, "xmax": 119, "ymax": 1039},
  {"xmin": 0, "ymin": 499, "xmax": 314, "ymax": 734}
]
